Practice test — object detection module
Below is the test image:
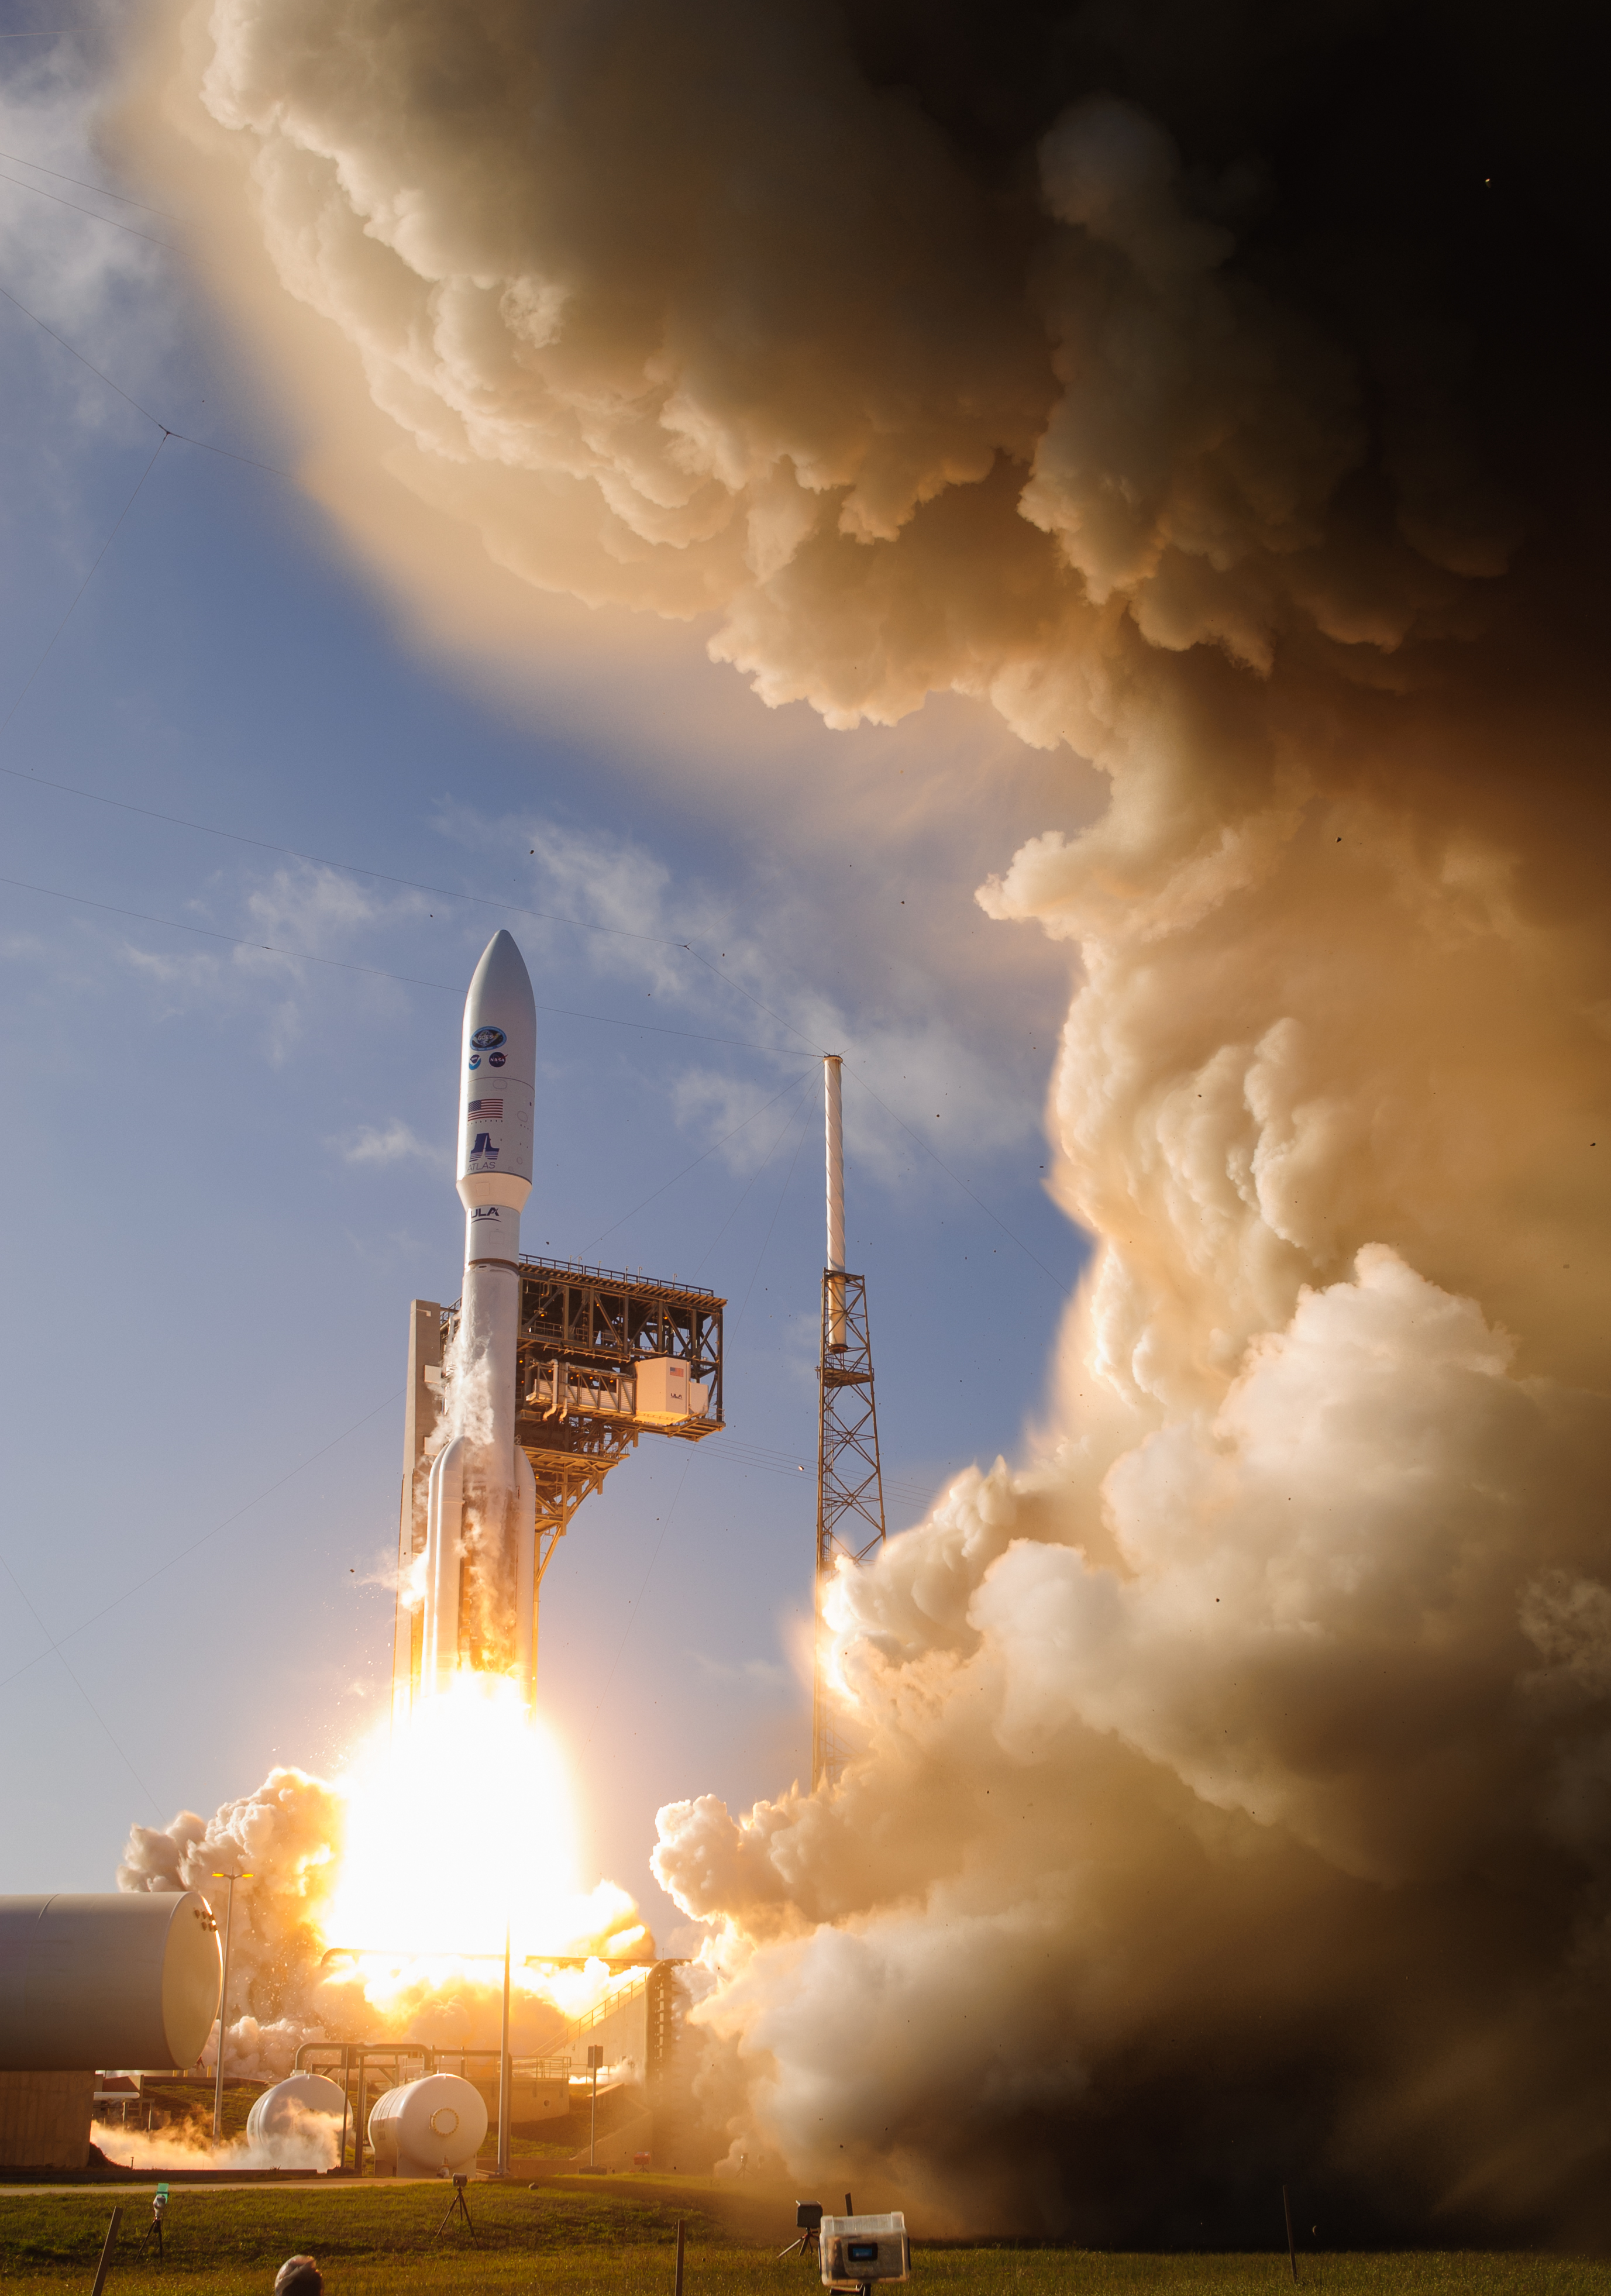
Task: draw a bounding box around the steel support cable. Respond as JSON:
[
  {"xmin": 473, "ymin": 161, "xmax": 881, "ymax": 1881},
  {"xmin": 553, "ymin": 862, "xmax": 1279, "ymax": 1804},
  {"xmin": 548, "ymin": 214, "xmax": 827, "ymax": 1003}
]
[
  {"xmin": 2, "ymin": 280, "xmax": 1059, "ymax": 1281},
  {"xmin": 0, "ymin": 731, "xmax": 749, "ymax": 966},
  {"xmin": 729, "ymin": 1089, "xmax": 814, "ymax": 1334},
  {"xmin": 0, "ymin": 163, "xmax": 175, "ymax": 248},
  {"xmin": 1, "ymin": 276, "xmax": 1063, "ymax": 1289},
  {"xmin": 0, "ymin": 276, "xmax": 297, "ymax": 479},
  {"xmin": 590, "ymin": 1070, "xmax": 814, "ymax": 1250},
  {"xmin": 0, "ymin": 748, "xmax": 719, "ymax": 957},
  {"xmin": 696, "ymin": 1433, "xmax": 933, "ymax": 1510},
  {"xmin": 0, "ymin": 278, "xmax": 164, "ymax": 425},
  {"xmin": 0, "ymin": 873, "xmax": 811, "ymax": 1058},
  {"xmin": 844, "ymin": 1063, "xmax": 1065, "ymax": 1289},
  {"xmin": 0, "ymin": 146, "xmax": 181, "ymax": 219},
  {"xmin": 0, "ymin": 1547, "xmax": 164, "ymax": 1815},
  {"xmin": 583, "ymin": 1085, "xmax": 813, "ymax": 1732},
  {"xmin": 0, "ymin": 1078, "xmax": 827, "ymax": 1713},
  {"xmin": 672, "ymin": 944, "xmax": 1067, "ymax": 1295},
  {"xmin": 0, "ymin": 266, "xmax": 721, "ymax": 959},
  {"xmin": 0, "ymin": 1389, "xmax": 401, "ymax": 1701},
  {"xmin": 690, "ymin": 1070, "xmax": 817, "ymax": 1274},
  {"xmin": 4, "ymin": 743, "xmax": 1065, "ymax": 1286},
  {"xmin": 0, "ymin": 431, "xmax": 168, "ymax": 745},
  {"xmin": 580, "ymin": 1447, "xmax": 695, "ymax": 1749}
]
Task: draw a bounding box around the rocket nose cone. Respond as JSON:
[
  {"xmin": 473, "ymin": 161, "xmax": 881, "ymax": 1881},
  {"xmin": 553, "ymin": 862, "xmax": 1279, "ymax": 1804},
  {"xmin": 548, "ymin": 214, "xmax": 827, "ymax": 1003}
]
[
  {"xmin": 460, "ymin": 930, "xmax": 536, "ymax": 1197},
  {"xmin": 466, "ymin": 931, "xmax": 536, "ymax": 1039}
]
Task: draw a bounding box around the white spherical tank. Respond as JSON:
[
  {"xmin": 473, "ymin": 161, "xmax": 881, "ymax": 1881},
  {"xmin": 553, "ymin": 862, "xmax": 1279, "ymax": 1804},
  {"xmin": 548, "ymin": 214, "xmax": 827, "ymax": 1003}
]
[
  {"xmin": 246, "ymin": 2074, "xmax": 347, "ymax": 2143},
  {"xmin": 0, "ymin": 1894, "xmax": 221, "ymax": 2072},
  {"xmin": 367, "ymin": 2073, "xmax": 487, "ymax": 2177}
]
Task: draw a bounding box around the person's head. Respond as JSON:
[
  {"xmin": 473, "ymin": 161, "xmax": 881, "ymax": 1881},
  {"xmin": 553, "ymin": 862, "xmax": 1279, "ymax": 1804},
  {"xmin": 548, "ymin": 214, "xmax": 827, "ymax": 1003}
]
[{"xmin": 274, "ymin": 2257, "xmax": 322, "ymax": 2296}]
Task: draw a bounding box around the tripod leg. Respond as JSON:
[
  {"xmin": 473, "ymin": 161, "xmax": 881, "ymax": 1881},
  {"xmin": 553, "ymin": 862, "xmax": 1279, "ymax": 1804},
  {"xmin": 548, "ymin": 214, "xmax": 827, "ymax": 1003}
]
[{"xmin": 437, "ymin": 2182, "xmax": 476, "ymax": 2239}]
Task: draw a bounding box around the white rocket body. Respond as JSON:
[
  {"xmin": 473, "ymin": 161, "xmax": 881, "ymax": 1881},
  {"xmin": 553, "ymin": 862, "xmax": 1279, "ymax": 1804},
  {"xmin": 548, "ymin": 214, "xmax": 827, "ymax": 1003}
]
[{"xmin": 422, "ymin": 930, "xmax": 539, "ymax": 1702}]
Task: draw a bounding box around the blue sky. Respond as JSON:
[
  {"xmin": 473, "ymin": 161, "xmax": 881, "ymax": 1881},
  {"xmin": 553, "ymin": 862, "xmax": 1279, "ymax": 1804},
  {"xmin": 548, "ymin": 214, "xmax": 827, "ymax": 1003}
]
[{"xmin": 0, "ymin": 16, "xmax": 1094, "ymax": 1945}]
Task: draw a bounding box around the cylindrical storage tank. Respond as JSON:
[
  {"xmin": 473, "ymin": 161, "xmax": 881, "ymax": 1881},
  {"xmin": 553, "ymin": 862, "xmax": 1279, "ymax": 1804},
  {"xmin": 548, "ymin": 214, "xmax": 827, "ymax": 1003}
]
[
  {"xmin": 0, "ymin": 1894, "xmax": 221, "ymax": 2073},
  {"xmin": 246, "ymin": 2074, "xmax": 347, "ymax": 2143},
  {"xmin": 367, "ymin": 2074, "xmax": 487, "ymax": 2177}
]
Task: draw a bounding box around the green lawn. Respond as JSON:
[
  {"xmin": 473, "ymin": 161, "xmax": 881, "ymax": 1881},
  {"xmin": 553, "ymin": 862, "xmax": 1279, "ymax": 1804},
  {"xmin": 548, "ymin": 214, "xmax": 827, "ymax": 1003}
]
[{"xmin": 3, "ymin": 2182, "xmax": 1610, "ymax": 2296}]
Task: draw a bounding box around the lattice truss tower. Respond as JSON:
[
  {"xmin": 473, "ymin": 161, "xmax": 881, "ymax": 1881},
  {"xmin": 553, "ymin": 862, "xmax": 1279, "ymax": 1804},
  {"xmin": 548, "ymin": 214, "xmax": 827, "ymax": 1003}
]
[
  {"xmin": 814, "ymin": 1054, "xmax": 888, "ymax": 1790},
  {"xmin": 393, "ymin": 1262, "xmax": 725, "ymax": 1715}
]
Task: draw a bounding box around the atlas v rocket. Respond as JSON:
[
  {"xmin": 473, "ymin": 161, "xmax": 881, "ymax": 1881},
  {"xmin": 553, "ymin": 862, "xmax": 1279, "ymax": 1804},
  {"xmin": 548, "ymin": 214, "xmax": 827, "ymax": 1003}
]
[{"xmin": 421, "ymin": 930, "xmax": 539, "ymax": 1703}]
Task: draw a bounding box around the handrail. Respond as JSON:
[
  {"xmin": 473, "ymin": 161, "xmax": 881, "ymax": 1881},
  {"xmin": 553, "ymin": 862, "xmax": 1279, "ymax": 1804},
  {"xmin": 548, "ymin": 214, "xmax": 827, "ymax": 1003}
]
[
  {"xmin": 515, "ymin": 1252, "xmax": 722, "ymax": 1300},
  {"xmin": 297, "ymin": 1957, "xmax": 686, "ymax": 2078}
]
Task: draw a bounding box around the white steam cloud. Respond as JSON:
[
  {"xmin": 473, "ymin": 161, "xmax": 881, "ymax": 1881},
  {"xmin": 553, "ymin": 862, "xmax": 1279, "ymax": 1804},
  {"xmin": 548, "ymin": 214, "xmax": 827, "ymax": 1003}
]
[
  {"xmin": 91, "ymin": 2100, "xmax": 338, "ymax": 2174},
  {"xmin": 118, "ymin": 1770, "xmax": 347, "ymax": 2082},
  {"xmin": 123, "ymin": 0, "xmax": 1611, "ymax": 2241}
]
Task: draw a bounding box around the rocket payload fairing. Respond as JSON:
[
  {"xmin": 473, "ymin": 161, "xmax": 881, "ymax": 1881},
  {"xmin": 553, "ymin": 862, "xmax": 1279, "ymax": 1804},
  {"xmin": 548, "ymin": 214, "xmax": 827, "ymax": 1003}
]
[{"xmin": 421, "ymin": 930, "xmax": 539, "ymax": 1702}]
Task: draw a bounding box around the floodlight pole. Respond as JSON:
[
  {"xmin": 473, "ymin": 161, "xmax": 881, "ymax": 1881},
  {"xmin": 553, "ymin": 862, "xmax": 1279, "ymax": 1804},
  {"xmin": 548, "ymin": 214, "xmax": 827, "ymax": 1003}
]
[
  {"xmin": 588, "ymin": 2043, "xmax": 604, "ymax": 2167},
  {"xmin": 209, "ymin": 1868, "xmax": 253, "ymax": 2141},
  {"xmin": 496, "ymin": 1920, "xmax": 512, "ymax": 2178},
  {"xmin": 321, "ymin": 1937, "xmax": 531, "ymax": 2178}
]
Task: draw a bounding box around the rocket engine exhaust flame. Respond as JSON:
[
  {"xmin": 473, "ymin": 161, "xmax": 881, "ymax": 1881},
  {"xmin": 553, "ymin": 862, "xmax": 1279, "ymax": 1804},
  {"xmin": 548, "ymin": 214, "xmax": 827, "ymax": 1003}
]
[
  {"xmin": 126, "ymin": 0, "xmax": 1611, "ymax": 2245},
  {"xmin": 119, "ymin": 1679, "xmax": 653, "ymax": 2088}
]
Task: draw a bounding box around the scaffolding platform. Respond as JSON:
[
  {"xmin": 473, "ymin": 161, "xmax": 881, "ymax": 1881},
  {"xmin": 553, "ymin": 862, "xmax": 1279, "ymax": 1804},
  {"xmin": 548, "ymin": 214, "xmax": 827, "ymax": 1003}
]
[{"xmin": 393, "ymin": 1257, "xmax": 724, "ymax": 1712}]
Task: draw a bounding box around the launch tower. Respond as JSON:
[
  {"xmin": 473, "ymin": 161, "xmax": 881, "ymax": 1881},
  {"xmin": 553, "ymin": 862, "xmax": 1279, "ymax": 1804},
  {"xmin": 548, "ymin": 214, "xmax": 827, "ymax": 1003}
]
[
  {"xmin": 812, "ymin": 1054, "xmax": 887, "ymax": 1789},
  {"xmin": 393, "ymin": 1259, "xmax": 724, "ymax": 1717}
]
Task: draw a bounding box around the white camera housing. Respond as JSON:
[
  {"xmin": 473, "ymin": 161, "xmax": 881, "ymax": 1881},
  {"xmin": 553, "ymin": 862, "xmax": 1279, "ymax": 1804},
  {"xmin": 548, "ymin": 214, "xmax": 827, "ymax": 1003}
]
[{"xmin": 819, "ymin": 2213, "xmax": 910, "ymax": 2288}]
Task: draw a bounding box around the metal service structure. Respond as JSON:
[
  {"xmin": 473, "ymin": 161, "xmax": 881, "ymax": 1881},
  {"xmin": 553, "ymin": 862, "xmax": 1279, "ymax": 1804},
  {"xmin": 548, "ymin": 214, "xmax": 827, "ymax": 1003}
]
[
  {"xmin": 393, "ymin": 1257, "xmax": 725, "ymax": 1716},
  {"xmin": 812, "ymin": 1055, "xmax": 888, "ymax": 1790},
  {"xmin": 390, "ymin": 930, "xmax": 725, "ymax": 1720},
  {"xmin": 298, "ymin": 1956, "xmax": 693, "ymax": 2174}
]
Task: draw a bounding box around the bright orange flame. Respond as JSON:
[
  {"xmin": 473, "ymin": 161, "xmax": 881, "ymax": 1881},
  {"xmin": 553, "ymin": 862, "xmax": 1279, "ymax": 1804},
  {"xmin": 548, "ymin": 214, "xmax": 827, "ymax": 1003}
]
[{"xmin": 316, "ymin": 1673, "xmax": 650, "ymax": 2040}]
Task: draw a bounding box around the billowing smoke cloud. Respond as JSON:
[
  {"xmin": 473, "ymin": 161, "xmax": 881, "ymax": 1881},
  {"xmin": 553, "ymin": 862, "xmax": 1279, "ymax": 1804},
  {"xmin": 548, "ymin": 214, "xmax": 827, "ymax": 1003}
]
[
  {"xmin": 658, "ymin": 1252, "xmax": 1611, "ymax": 2233},
  {"xmin": 129, "ymin": 0, "xmax": 1611, "ymax": 2243},
  {"xmin": 120, "ymin": 1770, "xmax": 346, "ymax": 2081}
]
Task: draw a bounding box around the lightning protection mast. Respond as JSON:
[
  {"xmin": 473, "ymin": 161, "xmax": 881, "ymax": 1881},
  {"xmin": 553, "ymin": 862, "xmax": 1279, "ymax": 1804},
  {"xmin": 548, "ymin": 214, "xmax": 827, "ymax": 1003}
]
[{"xmin": 813, "ymin": 1054, "xmax": 888, "ymax": 1790}]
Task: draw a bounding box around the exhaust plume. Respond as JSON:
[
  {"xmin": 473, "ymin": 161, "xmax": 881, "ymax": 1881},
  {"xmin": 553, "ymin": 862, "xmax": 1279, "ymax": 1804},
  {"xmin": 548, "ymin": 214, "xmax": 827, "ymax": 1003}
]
[
  {"xmin": 118, "ymin": 1723, "xmax": 654, "ymax": 2082},
  {"xmin": 129, "ymin": 0, "xmax": 1611, "ymax": 2241}
]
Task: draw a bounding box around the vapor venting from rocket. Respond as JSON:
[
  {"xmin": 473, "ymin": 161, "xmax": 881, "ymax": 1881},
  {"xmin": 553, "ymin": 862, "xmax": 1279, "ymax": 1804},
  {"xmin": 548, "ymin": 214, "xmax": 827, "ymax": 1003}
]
[{"xmin": 129, "ymin": 0, "xmax": 1611, "ymax": 2243}]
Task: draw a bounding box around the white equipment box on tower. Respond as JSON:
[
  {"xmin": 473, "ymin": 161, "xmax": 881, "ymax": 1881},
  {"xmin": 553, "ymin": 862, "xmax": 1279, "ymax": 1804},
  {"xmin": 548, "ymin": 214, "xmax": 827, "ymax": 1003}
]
[{"xmin": 635, "ymin": 1355, "xmax": 710, "ymax": 1422}]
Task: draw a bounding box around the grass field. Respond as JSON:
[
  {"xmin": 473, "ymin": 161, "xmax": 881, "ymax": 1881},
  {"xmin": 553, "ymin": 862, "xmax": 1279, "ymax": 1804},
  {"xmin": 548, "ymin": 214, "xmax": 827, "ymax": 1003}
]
[{"xmin": 4, "ymin": 2180, "xmax": 1611, "ymax": 2296}]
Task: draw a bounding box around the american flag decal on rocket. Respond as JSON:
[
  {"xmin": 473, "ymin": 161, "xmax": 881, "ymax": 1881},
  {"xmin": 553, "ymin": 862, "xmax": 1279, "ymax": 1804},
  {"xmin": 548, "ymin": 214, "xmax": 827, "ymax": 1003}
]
[{"xmin": 467, "ymin": 1099, "xmax": 503, "ymax": 1118}]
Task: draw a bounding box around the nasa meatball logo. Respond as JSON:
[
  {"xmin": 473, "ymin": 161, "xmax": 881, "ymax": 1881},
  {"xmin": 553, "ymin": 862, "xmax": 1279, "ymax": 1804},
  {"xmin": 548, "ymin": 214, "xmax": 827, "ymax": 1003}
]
[
  {"xmin": 470, "ymin": 1026, "xmax": 506, "ymax": 1050},
  {"xmin": 488, "ymin": 1051, "xmax": 507, "ymax": 1067}
]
